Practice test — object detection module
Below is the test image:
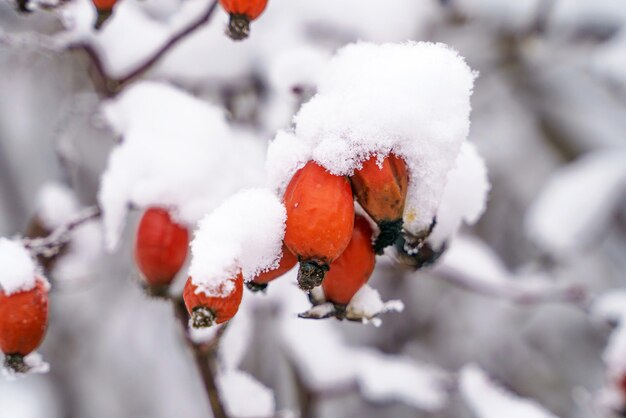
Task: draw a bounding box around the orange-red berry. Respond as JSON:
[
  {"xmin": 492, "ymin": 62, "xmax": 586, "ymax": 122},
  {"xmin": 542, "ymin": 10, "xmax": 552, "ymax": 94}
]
[
  {"xmin": 135, "ymin": 207, "xmax": 189, "ymax": 293},
  {"xmin": 219, "ymin": 0, "xmax": 269, "ymax": 40},
  {"xmin": 0, "ymin": 279, "xmax": 48, "ymax": 372},
  {"xmin": 284, "ymin": 161, "xmax": 355, "ymax": 290},
  {"xmin": 250, "ymin": 243, "xmax": 297, "ymax": 289},
  {"xmin": 351, "ymin": 153, "xmax": 408, "ymax": 253},
  {"xmin": 183, "ymin": 275, "xmax": 244, "ymax": 327},
  {"xmin": 322, "ymin": 215, "xmax": 376, "ymax": 306}
]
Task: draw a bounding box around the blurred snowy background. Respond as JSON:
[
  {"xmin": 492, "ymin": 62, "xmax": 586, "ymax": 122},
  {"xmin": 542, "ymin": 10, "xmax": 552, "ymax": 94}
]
[{"xmin": 1, "ymin": 0, "xmax": 626, "ymax": 417}]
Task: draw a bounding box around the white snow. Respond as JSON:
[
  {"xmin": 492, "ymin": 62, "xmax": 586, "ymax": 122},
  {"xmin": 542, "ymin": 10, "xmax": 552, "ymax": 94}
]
[
  {"xmin": 271, "ymin": 273, "xmax": 447, "ymax": 411},
  {"xmin": 269, "ymin": 41, "xmax": 476, "ymax": 235},
  {"xmin": 218, "ymin": 369, "xmax": 275, "ymax": 418},
  {"xmin": 35, "ymin": 182, "xmax": 80, "ymax": 229},
  {"xmin": 0, "ymin": 238, "xmax": 38, "ymax": 296},
  {"xmin": 355, "ymin": 350, "xmax": 449, "ymax": 411},
  {"xmin": 525, "ymin": 149, "xmax": 626, "ymax": 255},
  {"xmin": 267, "ymin": 45, "xmax": 330, "ymax": 96},
  {"xmin": 51, "ymin": 220, "xmax": 103, "ymax": 283},
  {"xmin": 218, "ymin": 305, "xmax": 252, "ymax": 370},
  {"xmin": 592, "ymin": 28, "xmax": 626, "ymax": 88},
  {"xmin": 435, "ymin": 236, "xmax": 565, "ymax": 302},
  {"xmin": 592, "ymin": 291, "xmax": 626, "ymax": 379},
  {"xmin": 345, "ymin": 284, "xmax": 404, "ymax": 324},
  {"xmin": 98, "ymin": 81, "xmax": 265, "ymax": 250},
  {"xmin": 188, "ymin": 188, "xmax": 286, "ymax": 297},
  {"xmin": 438, "ymin": 236, "xmax": 542, "ymax": 286},
  {"xmin": 459, "ymin": 364, "xmax": 560, "ymax": 418},
  {"xmin": 265, "ymin": 130, "xmax": 311, "ymax": 195},
  {"xmin": 429, "ymin": 141, "xmax": 490, "ymax": 249}
]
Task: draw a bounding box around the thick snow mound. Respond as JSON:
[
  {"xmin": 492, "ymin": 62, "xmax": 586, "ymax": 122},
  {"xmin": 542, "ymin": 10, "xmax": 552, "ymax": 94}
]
[
  {"xmin": 98, "ymin": 81, "xmax": 265, "ymax": 250},
  {"xmin": 268, "ymin": 42, "xmax": 476, "ymax": 235}
]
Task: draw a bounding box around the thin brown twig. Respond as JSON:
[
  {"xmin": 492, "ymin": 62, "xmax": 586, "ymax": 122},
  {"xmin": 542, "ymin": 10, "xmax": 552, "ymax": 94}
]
[
  {"xmin": 172, "ymin": 298, "xmax": 229, "ymax": 418},
  {"xmin": 68, "ymin": 0, "xmax": 220, "ymax": 96}
]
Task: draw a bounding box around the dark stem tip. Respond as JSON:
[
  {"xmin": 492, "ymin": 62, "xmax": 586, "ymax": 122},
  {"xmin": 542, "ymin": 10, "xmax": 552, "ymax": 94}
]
[
  {"xmin": 373, "ymin": 219, "xmax": 403, "ymax": 254},
  {"xmin": 297, "ymin": 261, "xmax": 329, "ymax": 291},
  {"xmin": 16, "ymin": 0, "xmax": 32, "ymax": 13},
  {"xmin": 4, "ymin": 353, "xmax": 30, "ymax": 374},
  {"xmin": 333, "ymin": 303, "xmax": 347, "ymax": 320},
  {"xmin": 191, "ymin": 306, "xmax": 216, "ymax": 328},
  {"xmin": 245, "ymin": 281, "xmax": 268, "ymax": 293},
  {"xmin": 142, "ymin": 282, "xmax": 170, "ymax": 299},
  {"xmin": 227, "ymin": 13, "xmax": 250, "ymax": 41},
  {"xmin": 94, "ymin": 8, "xmax": 113, "ymax": 30}
]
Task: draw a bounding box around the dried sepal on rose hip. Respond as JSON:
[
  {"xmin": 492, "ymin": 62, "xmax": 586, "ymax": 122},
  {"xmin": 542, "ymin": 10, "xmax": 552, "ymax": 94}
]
[
  {"xmin": 134, "ymin": 207, "xmax": 189, "ymax": 297},
  {"xmin": 322, "ymin": 215, "xmax": 376, "ymax": 316},
  {"xmin": 246, "ymin": 242, "xmax": 297, "ymax": 292},
  {"xmin": 0, "ymin": 278, "xmax": 49, "ymax": 373},
  {"xmin": 183, "ymin": 274, "xmax": 243, "ymax": 328},
  {"xmin": 350, "ymin": 153, "xmax": 409, "ymax": 254},
  {"xmin": 92, "ymin": 0, "xmax": 117, "ymax": 29},
  {"xmin": 219, "ymin": 0, "xmax": 268, "ymax": 40},
  {"xmin": 283, "ymin": 161, "xmax": 355, "ymax": 291}
]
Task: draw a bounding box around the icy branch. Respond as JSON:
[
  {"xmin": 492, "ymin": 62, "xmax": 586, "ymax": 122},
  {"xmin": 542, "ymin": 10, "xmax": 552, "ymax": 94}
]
[
  {"xmin": 22, "ymin": 206, "xmax": 101, "ymax": 257},
  {"xmin": 433, "ymin": 237, "xmax": 591, "ymax": 311}
]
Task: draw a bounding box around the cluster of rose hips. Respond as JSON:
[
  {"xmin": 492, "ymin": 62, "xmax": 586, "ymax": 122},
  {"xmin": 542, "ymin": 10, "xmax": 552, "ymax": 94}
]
[
  {"xmin": 0, "ymin": 153, "xmax": 408, "ymax": 371},
  {"xmin": 91, "ymin": 0, "xmax": 268, "ymax": 36},
  {"xmin": 131, "ymin": 153, "xmax": 410, "ymax": 329}
]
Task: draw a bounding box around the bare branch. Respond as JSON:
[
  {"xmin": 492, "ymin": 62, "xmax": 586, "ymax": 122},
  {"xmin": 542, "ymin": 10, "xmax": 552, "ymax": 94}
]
[
  {"xmin": 172, "ymin": 298, "xmax": 229, "ymax": 418},
  {"xmin": 68, "ymin": 0, "xmax": 220, "ymax": 96}
]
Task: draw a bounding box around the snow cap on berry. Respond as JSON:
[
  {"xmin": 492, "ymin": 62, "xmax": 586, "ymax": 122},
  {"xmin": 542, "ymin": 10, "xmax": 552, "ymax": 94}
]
[
  {"xmin": 189, "ymin": 188, "xmax": 286, "ymax": 297},
  {"xmin": 0, "ymin": 238, "xmax": 40, "ymax": 296},
  {"xmin": 268, "ymin": 41, "xmax": 477, "ymax": 236}
]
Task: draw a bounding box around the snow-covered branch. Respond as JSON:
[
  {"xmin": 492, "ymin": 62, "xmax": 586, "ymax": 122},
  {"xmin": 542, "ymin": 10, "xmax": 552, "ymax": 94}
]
[
  {"xmin": 22, "ymin": 205, "xmax": 101, "ymax": 257},
  {"xmin": 432, "ymin": 236, "xmax": 591, "ymax": 311}
]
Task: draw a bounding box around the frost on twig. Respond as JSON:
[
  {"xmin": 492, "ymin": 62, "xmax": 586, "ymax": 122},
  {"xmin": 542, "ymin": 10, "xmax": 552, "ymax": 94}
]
[
  {"xmin": 433, "ymin": 236, "xmax": 589, "ymax": 309},
  {"xmin": 459, "ymin": 364, "xmax": 560, "ymax": 418},
  {"xmin": 298, "ymin": 285, "xmax": 404, "ymax": 326},
  {"xmin": 22, "ymin": 205, "xmax": 101, "ymax": 258}
]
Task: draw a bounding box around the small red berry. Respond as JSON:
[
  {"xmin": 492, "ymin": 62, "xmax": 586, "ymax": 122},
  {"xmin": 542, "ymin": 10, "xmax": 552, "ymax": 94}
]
[
  {"xmin": 351, "ymin": 153, "xmax": 409, "ymax": 253},
  {"xmin": 219, "ymin": 0, "xmax": 269, "ymax": 40},
  {"xmin": 249, "ymin": 243, "xmax": 297, "ymax": 290},
  {"xmin": 135, "ymin": 207, "xmax": 189, "ymax": 294},
  {"xmin": 322, "ymin": 215, "xmax": 376, "ymax": 306},
  {"xmin": 183, "ymin": 274, "xmax": 244, "ymax": 327},
  {"xmin": 284, "ymin": 161, "xmax": 355, "ymax": 290},
  {"xmin": 0, "ymin": 279, "xmax": 49, "ymax": 372}
]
